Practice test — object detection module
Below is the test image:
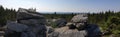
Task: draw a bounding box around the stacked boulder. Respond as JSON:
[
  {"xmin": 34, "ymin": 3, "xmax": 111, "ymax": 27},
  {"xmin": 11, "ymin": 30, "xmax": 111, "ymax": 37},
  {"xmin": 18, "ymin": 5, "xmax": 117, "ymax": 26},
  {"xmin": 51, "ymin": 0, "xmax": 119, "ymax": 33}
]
[
  {"xmin": 71, "ymin": 14, "xmax": 102, "ymax": 37},
  {"xmin": 71, "ymin": 14, "xmax": 88, "ymax": 30},
  {"xmin": 4, "ymin": 8, "xmax": 47, "ymax": 37}
]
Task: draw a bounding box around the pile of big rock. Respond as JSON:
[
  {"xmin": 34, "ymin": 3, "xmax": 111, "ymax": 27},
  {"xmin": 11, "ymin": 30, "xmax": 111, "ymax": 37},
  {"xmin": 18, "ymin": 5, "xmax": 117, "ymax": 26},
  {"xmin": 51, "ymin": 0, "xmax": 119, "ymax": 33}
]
[
  {"xmin": 4, "ymin": 8, "xmax": 47, "ymax": 37},
  {"xmin": 3, "ymin": 8, "xmax": 102, "ymax": 37},
  {"xmin": 48, "ymin": 14, "xmax": 102, "ymax": 37}
]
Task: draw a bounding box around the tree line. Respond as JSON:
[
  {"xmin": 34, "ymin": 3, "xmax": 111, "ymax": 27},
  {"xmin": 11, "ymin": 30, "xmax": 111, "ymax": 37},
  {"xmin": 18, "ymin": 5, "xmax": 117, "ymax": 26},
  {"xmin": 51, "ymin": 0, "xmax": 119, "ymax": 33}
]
[{"xmin": 0, "ymin": 6, "xmax": 16, "ymax": 26}]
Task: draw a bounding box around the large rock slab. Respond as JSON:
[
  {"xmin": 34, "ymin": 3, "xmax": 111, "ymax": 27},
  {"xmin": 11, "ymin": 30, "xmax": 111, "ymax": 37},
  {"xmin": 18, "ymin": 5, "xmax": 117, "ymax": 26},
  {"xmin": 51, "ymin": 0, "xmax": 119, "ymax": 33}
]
[
  {"xmin": 48, "ymin": 26, "xmax": 87, "ymax": 37},
  {"xmin": 17, "ymin": 12, "xmax": 45, "ymax": 20},
  {"xmin": 17, "ymin": 8, "xmax": 45, "ymax": 21},
  {"xmin": 6, "ymin": 21, "xmax": 28, "ymax": 32},
  {"xmin": 0, "ymin": 31, "xmax": 4, "ymax": 36},
  {"xmin": 58, "ymin": 30, "xmax": 87, "ymax": 37},
  {"xmin": 18, "ymin": 19, "xmax": 46, "ymax": 26}
]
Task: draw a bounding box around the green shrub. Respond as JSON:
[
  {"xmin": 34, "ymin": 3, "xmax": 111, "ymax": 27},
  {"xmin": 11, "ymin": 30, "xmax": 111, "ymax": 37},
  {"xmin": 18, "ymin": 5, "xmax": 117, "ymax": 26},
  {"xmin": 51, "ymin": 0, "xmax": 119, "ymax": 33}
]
[{"xmin": 51, "ymin": 22, "xmax": 57, "ymax": 28}]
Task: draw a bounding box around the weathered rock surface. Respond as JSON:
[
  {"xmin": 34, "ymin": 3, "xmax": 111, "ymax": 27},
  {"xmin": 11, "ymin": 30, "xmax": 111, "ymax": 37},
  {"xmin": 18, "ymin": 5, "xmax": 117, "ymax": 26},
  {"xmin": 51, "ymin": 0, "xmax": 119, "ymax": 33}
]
[
  {"xmin": 0, "ymin": 31, "xmax": 4, "ymax": 36},
  {"xmin": 18, "ymin": 19, "xmax": 46, "ymax": 26},
  {"xmin": 48, "ymin": 24, "xmax": 101, "ymax": 37},
  {"xmin": 17, "ymin": 12, "xmax": 45, "ymax": 20},
  {"xmin": 71, "ymin": 14, "xmax": 88, "ymax": 23},
  {"xmin": 20, "ymin": 31, "xmax": 36, "ymax": 37},
  {"xmin": 6, "ymin": 21, "xmax": 28, "ymax": 32},
  {"xmin": 18, "ymin": 8, "xmax": 36, "ymax": 13},
  {"xmin": 85, "ymin": 24, "xmax": 102, "ymax": 37},
  {"xmin": 48, "ymin": 26, "xmax": 87, "ymax": 37},
  {"xmin": 18, "ymin": 8, "xmax": 28, "ymax": 13},
  {"xmin": 17, "ymin": 10, "xmax": 47, "ymax": 25},
  {"xmin": 71, "ymin": 14, "xmax": 88, "ymax": 30},
  {"xmin": 47, "ymin": 26, "xmax": 54, "ymax": 34},
  {"xmin": 58, "ymin": 30, "xmax": 87, "ymax": 37}
]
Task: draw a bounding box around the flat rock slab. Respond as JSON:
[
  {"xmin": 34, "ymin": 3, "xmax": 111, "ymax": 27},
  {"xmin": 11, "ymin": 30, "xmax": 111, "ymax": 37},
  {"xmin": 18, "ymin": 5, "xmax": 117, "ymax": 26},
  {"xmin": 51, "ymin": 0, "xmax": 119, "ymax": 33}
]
[
  {"xmin": 48, "ymin": 26, "xmax": 87, "ymax": 37},
  {"xmin": 7, "ymin": 22, "xmax": 28, "ymax": 32},
  {"xmin": 0, "ymin": 31, "xmax": 4, "ymax": 36}
]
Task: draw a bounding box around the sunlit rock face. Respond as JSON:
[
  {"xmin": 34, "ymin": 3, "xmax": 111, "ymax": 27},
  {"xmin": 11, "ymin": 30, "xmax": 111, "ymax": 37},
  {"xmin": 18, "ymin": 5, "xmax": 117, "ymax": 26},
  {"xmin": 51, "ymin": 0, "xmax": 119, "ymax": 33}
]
[
  {"xmin": 17, "ymin": 9, "xmax": 45, "ymax": 20},
  {"xmin": 71, "ymin": 14, "xmax": 88, "ymax": 23},
  {"xmin": 18, "ymin": 8, "xmax": 36, "ymax": 13},
  {"xmin": 28, "ymin": 8, "xmax": 36, "ymax": 12},
  {"xmin": 71, "ymin": 14, "xmax": 88, "ymax": 30},
  {"xmin": 18, "ymin": 8, "xmax": 28, "ymax": 13}
]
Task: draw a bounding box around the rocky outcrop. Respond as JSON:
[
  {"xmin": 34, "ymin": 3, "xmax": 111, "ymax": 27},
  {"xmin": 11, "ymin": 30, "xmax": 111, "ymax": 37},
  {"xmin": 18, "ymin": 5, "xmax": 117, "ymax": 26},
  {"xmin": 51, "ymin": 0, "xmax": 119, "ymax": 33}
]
[
  {"xmin": 48, "ymin": 14, "xmax": 101, "ymax": 37},
  {"xmin": 4, "ymin": 10, "xmax": 102, "ymax": 37},
  {"xmin": 4, "ymin": 8, "xmax": 47, "ymax": 37}
]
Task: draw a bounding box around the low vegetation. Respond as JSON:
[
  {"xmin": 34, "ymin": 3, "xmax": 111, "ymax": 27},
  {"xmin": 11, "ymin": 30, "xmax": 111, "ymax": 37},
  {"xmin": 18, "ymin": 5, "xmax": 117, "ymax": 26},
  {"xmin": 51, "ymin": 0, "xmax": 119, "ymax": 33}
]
[{"xmin": 88, "ymin": 11, "xmax": 120, "ymax": 36}]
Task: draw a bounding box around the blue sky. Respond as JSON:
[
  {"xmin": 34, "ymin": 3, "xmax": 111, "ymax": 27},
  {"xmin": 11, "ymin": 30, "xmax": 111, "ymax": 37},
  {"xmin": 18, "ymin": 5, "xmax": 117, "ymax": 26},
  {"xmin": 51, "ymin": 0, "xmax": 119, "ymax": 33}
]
[{"xmin": 0, "ymin": 0, "xmax": 120, "ymax": 13}]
